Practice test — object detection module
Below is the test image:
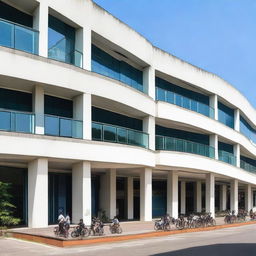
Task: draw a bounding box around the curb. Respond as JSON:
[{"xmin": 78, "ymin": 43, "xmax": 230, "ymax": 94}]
[{"xmin": 8, "ymin": 221, "xmax": 256, "ymax": 248}]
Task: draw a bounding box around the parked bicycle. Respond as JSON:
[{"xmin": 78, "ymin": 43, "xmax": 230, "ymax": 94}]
[
  {"xmin": 71, "ymin": 219, "xmax": 90, "ymax": 238},
  {"xmin": 109, "ymin": 216, "xmax": 122, "ymax": 234},
  {"xmin": 89, "ymin": 217, "xmax": 105, "ymax": 236}
]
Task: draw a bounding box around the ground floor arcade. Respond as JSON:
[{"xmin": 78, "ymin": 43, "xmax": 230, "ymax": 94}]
[{"xmin": 1, "ymin": 159, "xmax": 256, "ymax": 228}]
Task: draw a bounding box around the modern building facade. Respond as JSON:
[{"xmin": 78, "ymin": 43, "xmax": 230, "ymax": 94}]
[{"xmin": 0, "ymin": 0, "xmax": 256, "ymax": 228}]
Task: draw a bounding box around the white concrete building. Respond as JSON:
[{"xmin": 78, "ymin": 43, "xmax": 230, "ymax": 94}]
[{"xmin": 0, "ymin": 0, "xmax": 256, "ymax": 228}]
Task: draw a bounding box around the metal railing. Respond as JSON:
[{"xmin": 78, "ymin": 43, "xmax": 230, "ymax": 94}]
[
  {"xmin": 0, "ymin": 18, "xmax": 39, "ymax": 54},
  {"xmin": 218, "ymin": 150, "xmax": 236, "ymax": 166},
  {"xmin": 156, "ymin": 135, "xmax": 215, "ymax": 158},
  {"xmin": 92, "ymin": 121, "xmax": 149, "ymax": 148},
  {"xmin": 156, "ymin": 87, "xmax": 214, "ymax": 118},
  {"xmin": 45, "ymin": 115, "xmax": 83, "ymax": 139},
  {"xmin": 0, "ymin": 109, "xmax": 34, "ymax": 133}
]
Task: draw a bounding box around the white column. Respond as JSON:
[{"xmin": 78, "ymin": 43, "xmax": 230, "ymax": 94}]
[
  {"xmin": 234, "ymin": 109, "xmax": 240, "ymax": 132},
  {"xmin": 73, "ymin": 93, "xmax": 91, "ymax": 140},
  {"xmin": 140, "ymin": 168, "xmax": 152, "ymax": 221},
  {"xmin": 245, "ymin": 184, "xmax": 252, "ymax": 212},
  {"xmin": 206, "ymin": 173, "xmax": 215, "ymax": 218},
  {"xmin": 72, "ymin": 161, "xmax": 91, "ymax": 225},
  {"xmin": 196, "ymin": 181, "xmax": 202, "ymax": 213},
  {"xmin": 75, "ymin": 28, "xmax": 83, "ymax": 68},
  {"xmin": 28, "ymin": 158, "xmax": 48, "ymax": 228},
  {"xmin": 234, "ymin": 144, "xmax": 240, "ymax": 168},
  {"xmin": 230, "ymin": 179, "xmax": 238, "ymax": 214},
  {"xmin": 143, "ymin": 116, "xmax": 155, "ymax": 150},
  {"xmin": 167, "ymin": 171, "xmax": 178, "ymax": 219},
  {"xmin": 180, "ymin": 181, "xmax": 186, "ymax": 214},
  {"xmin": 210, "ymin": 94, "xmax": 218, "ymax": 120},
  {"xmin": 33, "ymin": 85, "xmax": 44, "ymax": 135},
  {"xmin": 220, "ymin": 184, "xmax": 227, "ymax": 211},
  {"xmin": 143, "ymin": 66, "xmax": 155, "ymax": 99},
  {"xmin": 127, "ymin": 177, "xmax": 134, "ymax": 220},
  {"xmin": 33, "ymin": 2, "xmax": 48, "ymax": 57},
  {"xmin": 210, "ymin": 134, "xmax": 218, "ymax": 160},
  {"xmin": 83, "ymin": 28, "xmax": 91, "ymax": 71}
]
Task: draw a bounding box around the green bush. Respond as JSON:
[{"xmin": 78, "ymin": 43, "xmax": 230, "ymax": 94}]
[{"xmin": 0, "ymin": 181, "xmax": 20, "ymax": 228}]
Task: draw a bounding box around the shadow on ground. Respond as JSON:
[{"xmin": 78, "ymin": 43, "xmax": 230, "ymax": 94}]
[{"xmin": 152, "ymin": 243, "xmax": 256, "ymax": 256}]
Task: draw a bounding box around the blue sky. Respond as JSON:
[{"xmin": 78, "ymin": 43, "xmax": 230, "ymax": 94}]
[{"xmin": 93, "ymin": 0, "xmax": 256, "ymax": 108}]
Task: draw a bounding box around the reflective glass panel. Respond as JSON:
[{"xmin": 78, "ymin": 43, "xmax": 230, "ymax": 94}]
[
  {"xmin": 45, "ymin": 115, "xmax": 59, "ymax": 136},
  {"xmin": 15, "ymin": 113, "xmax": 33, "ymax": 133},
  {"xmin": 60, "ymin": 118, "xmax": 72, "ymax": 137},
  {"xmin": 103, "ymin": 125, "xmax": 116, "ymax": 142},
  {"xmin": 0, "ymin": 20, "xmax": 14, "ymax": 48},
  {"xmin": 0, "ymin": 111, "xmax": 11, "ymax": 131},
  {"xmin": 92, "ymin": 123, "xmax": 102, "ymax": 140}
]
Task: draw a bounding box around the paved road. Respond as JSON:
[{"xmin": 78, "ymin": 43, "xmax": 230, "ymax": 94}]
[{"xmin": 1, "ymin": 224, "xmax": 256, "ymax": 256}]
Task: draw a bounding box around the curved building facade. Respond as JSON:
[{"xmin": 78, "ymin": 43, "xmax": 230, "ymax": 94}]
[{"xmin": 0, "ymin": 0, "xmax": 256, "ymax": 228}]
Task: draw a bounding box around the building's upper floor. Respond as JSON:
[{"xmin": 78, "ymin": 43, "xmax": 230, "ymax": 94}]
[{"xmin": 0, "ymin": 0, "xmax": 256, "ymax": 179}]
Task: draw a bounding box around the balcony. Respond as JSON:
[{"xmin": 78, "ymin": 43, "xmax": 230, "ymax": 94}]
[
  {"xmin": 0, "ymin": 109, "xmax": 34, "ymax": 134},
  {"xmin": 156, "ymin": 87, "xmax": 214, "ymax": 118},
  {"xmin": 156, "ymin": 135, "xmax": 215, "ymax": 158},
  {"xmin": 218, "ymin": 150, "xmax": 236, "ymax": 166},
  {"xmin": 92, "ymin": 122, "xmax": 149, "ymax": 148},
  {"xmin": 0, "ymin": 18, "xmax": 38, "ymax": 54},
  {"xmin": 48, "ymin": 38, "xmax": 83, "ymax": 68},
  {"xmin": 240, "ymin": 160, "xmax": 256, "ymax": 174},
  {"xmin": 44, "ymin": 115, "xmax": 83, "ymax": 139}
]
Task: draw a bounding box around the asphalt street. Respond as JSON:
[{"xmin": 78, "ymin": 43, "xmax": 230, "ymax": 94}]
[{"xmin": 1, "ymin": 224, "xmax": 256, "ymax": 256}]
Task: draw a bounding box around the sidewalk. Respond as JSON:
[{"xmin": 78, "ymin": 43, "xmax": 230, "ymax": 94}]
[{"xmin": 7, "ymin": 217, "xmax": 256, "ymax": 247}]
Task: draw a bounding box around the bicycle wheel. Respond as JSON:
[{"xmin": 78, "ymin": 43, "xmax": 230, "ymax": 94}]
[
  {"xmin": 117, "ymin": 227, "xmax": 122, "ymax": 234},
  {"xmin": 211, "ymin": 219, "xmax": 216, "ymax": 226},
  {"xmin": 71, "ymin": 230, "xmax": 77, "ymax": 238}
]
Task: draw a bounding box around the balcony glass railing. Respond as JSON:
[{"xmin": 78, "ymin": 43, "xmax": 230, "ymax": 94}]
[
  {"xmin": 92, "ymin": 122, "xmax": 149, "ymax": 148},
  {"xmin": 0, "ymin": 109, "xmax": 34, "ymax": 133},
  {"xmin": 156, "ymin": 87, "xmax": 214, "ymax": 118},
  {"xmin": 48, "ymin": 37, "xmax": 83, "ymax": 68},
  {"xmin": 240, "ymin": 160, "xmax": 256, "ymax": 173},
  {"xmin": 0, "ymin": 18, "xmax": 39, "ymax": 54},
  {"xmin": 218, "ymin": 150, "xmax": 236, "ymax": 166},
  {"xmin": 156, "ymin": 135, "xmax": 215, "ymax": 158},
  {"xmin": 45, "ymin": 115, "xmax": 83, "ymax": 139}
]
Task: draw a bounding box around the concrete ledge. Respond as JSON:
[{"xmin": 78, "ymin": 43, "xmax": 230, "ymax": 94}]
[{"xmin": 8, "ymin": 221, "xmax": 256, "ymax": 248}]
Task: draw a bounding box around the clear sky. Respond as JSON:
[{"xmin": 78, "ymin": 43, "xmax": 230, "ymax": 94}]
[{"xmin": 93, "ymin": 0, "xmax": 256, "ymax": 108}]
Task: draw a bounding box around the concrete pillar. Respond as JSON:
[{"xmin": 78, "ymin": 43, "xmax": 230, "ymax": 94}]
[
  {"xmin": 33, "ymin": 85, "xmax": 44, "ymax": 135},
  {"xmin": 28, "ymin": 158, "xmax": 48, "ymax": 228},
  {"xmin": 206, "ymin": 173, "xmax": 215, "ymax": 218},
  {"xmin": 72, "ymin": 161, "xmax": 91, "ymax": 225},
  {"xmin": 210, "ymin": 134, "xmax": 218, "ymax": 160},
  {"xmin": 73, "ymin": 93, "xmax": 91, "ymax": 140},
  {"xmin": 167, "ymin": 171, "xmax": 179, "ymax": 219},
  {"xmin": 33, "ymin": 2, "xmax": 48, "ymax": 57},
  {"xmin": 127, "ymin": 177, "xmax": 134, "ymax": 220},
  {"xmin": 143, "ymin": 116, "xmax": 155, "ymax": 150},
  {"xmin": 209, "ymin": 94, "xmax": 218, "ymax": 120},
  {"xmin": 230, "ymin": 179, "xmax": 238, "ymax": 214},
  {"xmin": 75, "ymin": 28, "xmax": 83, "ymax": 68},
  {"xmin": 143, "ymin": 66, "xmax": 155, "ymax": 99},
  {"xmin": 180, "ymin": 181, "xmax": 186, "ymax": 214},
  {"xmin": 234, "ymin": 109, "xmax": 240, "ymax": 132},
  {"xmin": 220, "ymin": 184, "xmax": 227, "ymax": 211},
  {"xmin": 83, "ymin": 28, "xmax": 91, "ymax": 71},
  {"xmin": 196, "ymin": 181, "xmax": 202, "ymax": 213},
  {"xmin": 245, "ymin": 184, "xmax": 252, "ymax": 212},
  {"xmin": 140, "ymin": 168, "xmax": 152, "ymax": 221},
  {"xmin": 234, "ymin": 144, "xmax": 240, "ymax": 168}
]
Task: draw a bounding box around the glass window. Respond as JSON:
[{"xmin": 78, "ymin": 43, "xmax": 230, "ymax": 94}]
[
  {"xmin": 117, "ymin": 127, "xmax": 127, "ymax": 144},
  {"xmin": 48, "ymin": 15, "xmax": 76, "ymax": 65}
]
